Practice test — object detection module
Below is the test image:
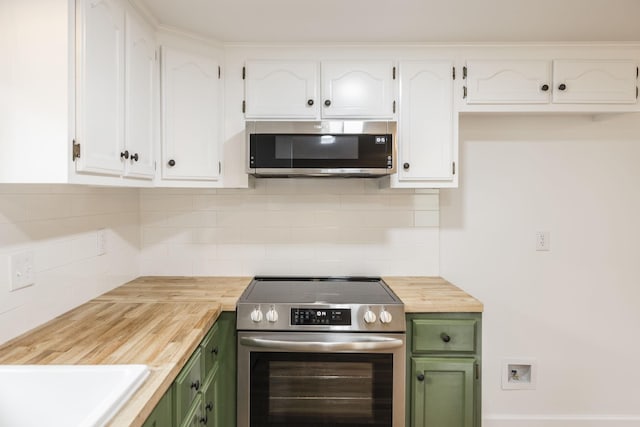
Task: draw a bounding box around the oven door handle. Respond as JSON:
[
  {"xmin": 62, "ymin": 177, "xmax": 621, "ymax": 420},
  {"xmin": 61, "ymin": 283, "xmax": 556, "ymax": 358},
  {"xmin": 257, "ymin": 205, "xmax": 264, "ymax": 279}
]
[{"xmin": 239, "ymin": 336, "xmax": 404, "ymax": 351}]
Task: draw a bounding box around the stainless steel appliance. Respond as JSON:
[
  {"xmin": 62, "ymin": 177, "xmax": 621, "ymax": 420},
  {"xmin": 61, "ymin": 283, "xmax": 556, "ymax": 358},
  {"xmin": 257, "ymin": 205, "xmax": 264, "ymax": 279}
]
[
  {"xmin": 237, "ymin": 276, "xmax": 405, "ymax": 427},
  {"xmin": 246, "ymin": 121, "xmax": 397, "ymax": 177}
]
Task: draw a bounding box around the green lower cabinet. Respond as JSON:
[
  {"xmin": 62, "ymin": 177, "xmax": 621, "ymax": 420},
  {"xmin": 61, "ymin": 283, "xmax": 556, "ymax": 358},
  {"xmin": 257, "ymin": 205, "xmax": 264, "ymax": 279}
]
[
  {"xmin": 406, "ymin": 313, "xmax": 482, "ymax": 427},
  {"xmin": 179, "ymin": 394, "xmax": 204, "ymax": 427},
  {"xmin": 141, "ymin": 387, "xmax": 173, "ymax": 427},
  {"xmin": 411, "ymin": 357, "xmax": 475, "ymax": 427}
]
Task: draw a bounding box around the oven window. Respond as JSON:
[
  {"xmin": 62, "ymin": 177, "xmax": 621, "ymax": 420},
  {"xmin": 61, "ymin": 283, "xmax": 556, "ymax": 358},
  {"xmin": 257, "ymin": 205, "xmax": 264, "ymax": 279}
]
[{"xmin": 250, "ymin": 352, "xmax": 393, "ymax": 427}]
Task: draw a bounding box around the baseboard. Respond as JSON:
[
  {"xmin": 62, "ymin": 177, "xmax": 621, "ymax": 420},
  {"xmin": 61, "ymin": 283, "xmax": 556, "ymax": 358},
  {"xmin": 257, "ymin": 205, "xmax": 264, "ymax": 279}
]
[{"xmin": 484, "ymin": 415, "xmax": 640, "ymax": 427}]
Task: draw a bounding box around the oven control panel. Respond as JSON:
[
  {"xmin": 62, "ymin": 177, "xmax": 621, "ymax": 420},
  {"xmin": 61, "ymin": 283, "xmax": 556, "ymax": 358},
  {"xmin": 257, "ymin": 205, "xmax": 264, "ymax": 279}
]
[{"xmin": 291, "ymin": 308, "xmax": 352, "ymax": 326}]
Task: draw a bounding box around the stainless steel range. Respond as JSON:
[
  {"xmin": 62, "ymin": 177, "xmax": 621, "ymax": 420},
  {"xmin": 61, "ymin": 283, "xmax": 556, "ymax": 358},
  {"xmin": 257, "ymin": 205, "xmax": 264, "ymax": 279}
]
[{"xmin": 237, "ymin": 276, "xmax": 406, "ymax": 427}]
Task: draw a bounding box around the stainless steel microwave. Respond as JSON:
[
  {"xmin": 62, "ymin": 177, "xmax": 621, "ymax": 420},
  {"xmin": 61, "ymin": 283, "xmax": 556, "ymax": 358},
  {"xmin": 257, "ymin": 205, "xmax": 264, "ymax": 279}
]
[{"xmin": 246, "ymin": 121, "xmax": 396, "ymax": 177}]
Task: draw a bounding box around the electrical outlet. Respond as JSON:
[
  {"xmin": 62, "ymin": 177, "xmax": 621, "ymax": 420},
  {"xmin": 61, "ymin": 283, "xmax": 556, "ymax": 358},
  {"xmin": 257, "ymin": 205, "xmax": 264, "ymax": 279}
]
[
  {"xmin": 9, "ymin": 251, "xmax": 35, "ymax": 291},
  {"xmin": 535, "ymin": 231, "xmax": 550, "ymax": 251},
  {"xmin": 502, "ymin": 359, "xmax": 537, "ymax": 390},
  {"xmin": 97, "ymin": 229, "xmax": 107, "ymax": 256}
]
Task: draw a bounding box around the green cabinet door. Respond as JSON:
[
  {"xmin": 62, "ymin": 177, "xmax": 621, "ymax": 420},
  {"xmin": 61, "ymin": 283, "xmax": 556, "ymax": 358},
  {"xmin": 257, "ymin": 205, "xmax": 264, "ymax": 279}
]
[
  {"xmin": 142, "ymin": 388, "xmax": 173, "ymax": 427},
  {"xmin": 411, "ymin": 357, "xmax": 475, "ymax": 427}
]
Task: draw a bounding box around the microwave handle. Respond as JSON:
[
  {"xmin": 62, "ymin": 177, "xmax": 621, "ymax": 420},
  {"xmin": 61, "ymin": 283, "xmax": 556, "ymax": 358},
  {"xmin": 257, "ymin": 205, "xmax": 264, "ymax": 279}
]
[{"xmin": 239, "ymin": 336, "xmax": 404, "ymax": 352}]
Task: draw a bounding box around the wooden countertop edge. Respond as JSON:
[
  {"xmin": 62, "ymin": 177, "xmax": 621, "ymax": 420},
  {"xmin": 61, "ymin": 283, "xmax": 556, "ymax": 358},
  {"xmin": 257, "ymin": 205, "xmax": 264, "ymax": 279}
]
[{"xmin": 106, "ymin": 306, "xmax": 222, "ymax": 427}]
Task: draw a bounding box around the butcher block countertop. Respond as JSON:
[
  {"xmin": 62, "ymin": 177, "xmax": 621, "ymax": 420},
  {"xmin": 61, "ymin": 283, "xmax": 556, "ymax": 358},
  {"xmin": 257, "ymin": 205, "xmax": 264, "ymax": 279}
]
[{"xmin": 0, "ymin": 276, "xmax": 481, "ymax": 427}]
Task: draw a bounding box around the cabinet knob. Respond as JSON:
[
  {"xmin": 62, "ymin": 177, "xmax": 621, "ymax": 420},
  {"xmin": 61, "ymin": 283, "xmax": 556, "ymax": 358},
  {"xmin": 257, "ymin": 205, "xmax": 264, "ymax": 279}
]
[
  {"xmin": 199, "ymin": 415, "xmax": 208, "ymax": 425},
  {"xmin": 417, "ymin": 373, "xmax": 425, "ymax": 381},
  {"xmin": 541, "ymin": 84, "xmax": 549, "ymax": 92},
  {"xmin": 190, "ymin": 380, "xmax": 200, "ymax": 391},
  {"xmin": 440, "ymin": 333, "xmax": 451, "ymax": 343},
  {"xmin": 403, "ymin": 162, "xmax": 410, "ymax": 170},
  {"xmin": 324, "ymin": 99, "xmax": 331, "ymax": 107},
  {"xmin": 558, "ymin": 83, "xmax": 567, "ymax": 91},
  {"xmin": 212, "ymin": 346, "xmax": 219, "ymax": 355},
  {"xmin": 120, "ymin": 150, "xmax": 129, "ymax": 160},
  {"xmin": 168, "ymin": 159, "xmax": 176, "ymax": 167},
  {"xmin": 307, "ymin": 99, "xmax": 314, "ymax": 106},
  {"xmin": 206, "ymin": 402, "xmax": 214, "ymax": 412},
  {"xmin": 131, "ymin": 153, "xmax": 139, "ymax": 162}
]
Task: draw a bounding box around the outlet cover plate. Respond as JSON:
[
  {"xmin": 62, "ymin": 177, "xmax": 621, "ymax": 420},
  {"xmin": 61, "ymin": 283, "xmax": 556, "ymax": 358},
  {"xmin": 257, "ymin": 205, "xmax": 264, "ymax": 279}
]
[{"xmin": 9, "ymin": 251, "xmax": 35, "ymax": 291}]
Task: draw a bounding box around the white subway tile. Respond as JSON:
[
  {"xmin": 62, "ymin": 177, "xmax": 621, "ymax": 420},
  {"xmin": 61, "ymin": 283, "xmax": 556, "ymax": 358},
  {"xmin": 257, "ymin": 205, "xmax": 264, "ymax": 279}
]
[{"xmin": 414, "ymin": 210, "xmax": 440, "ymax": 227}]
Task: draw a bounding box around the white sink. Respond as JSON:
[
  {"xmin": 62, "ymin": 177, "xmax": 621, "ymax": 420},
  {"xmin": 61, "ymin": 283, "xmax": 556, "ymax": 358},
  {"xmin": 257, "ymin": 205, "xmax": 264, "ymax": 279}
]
[{"xmin": 0, "ymin": 364, "xmax": 149, "ymax": 427}]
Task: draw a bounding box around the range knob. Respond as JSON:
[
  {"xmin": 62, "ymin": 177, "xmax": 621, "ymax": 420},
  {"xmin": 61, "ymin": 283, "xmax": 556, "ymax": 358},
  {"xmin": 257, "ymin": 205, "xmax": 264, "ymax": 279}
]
[
  {"xmin": 364, "ymin": 309, "xmax": 377, "ymax": 324},
  {"xmin": 379, "ymin": 310, "xmax": 393, "ymax": 324},
  {"xmin": 266, "ymin": 308, "xmax": 279, "ymax": 323},
  {"xmin": 250, "ymin": 308, "xmax": 263, "ymax": 323}
]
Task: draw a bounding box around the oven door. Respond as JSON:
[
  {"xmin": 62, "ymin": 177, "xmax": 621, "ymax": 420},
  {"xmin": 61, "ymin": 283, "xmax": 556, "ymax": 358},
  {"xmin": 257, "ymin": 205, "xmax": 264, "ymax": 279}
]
[{"xmin": 237, "ymin": 332, "xmax": 405, "ymax": 427}]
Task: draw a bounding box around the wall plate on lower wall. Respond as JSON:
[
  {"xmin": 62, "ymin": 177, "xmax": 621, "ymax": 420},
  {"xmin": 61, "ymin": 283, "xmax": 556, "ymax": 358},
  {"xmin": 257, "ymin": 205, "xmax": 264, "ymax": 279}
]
[{"xmin": 502, "ymin": 358, "xmax": 537, "ymax": 390}]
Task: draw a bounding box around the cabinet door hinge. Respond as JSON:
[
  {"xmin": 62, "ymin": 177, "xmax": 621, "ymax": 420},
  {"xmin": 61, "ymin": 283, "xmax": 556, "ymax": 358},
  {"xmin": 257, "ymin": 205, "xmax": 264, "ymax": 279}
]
[
  {"xmin": 393, "ymin": 100, "xmax": 396, "ymax": 113},
  {"xmin": 452, "ymin": 161, "xmax": 456, "ymax": 175},
  {"xmin": 475, "ymin": 363, "xmax": 479, "ymax": 380},
  {"xmin": 72, "ymin": 140, "xmax": 81, "ymax": 161},
  {"xmin": 463, "ymin": 66, "xmax": 467, "ymax": 79},
  {"xmin": 463, "ymin": 86, "xmax": 467, "ymax": 99},
  {"xmin": 218, "ymin": 66, "xmax": 221, "ymax": 79},
  {"xmin": 242, "ymin": 66, "xmax": 246, "ymax": 80},
  {"xmin": 452, "ymin": 66, "xmax": 456, "ymax": 80},
  {"xmin": 636, "ymin": 66, "xmax": 638, "ymax": 78},
  {"xmin": 218, "ymin": 161, "xmax": 222, "ymax": 175},
  {"xmin": 242, "ymin": 100, "xmax": 246, "ymax": 113},
  {"xmin": 393, "ymin": 66, "xmax": 396, "ymax": 80},
  {"xmin": 636, "ymin": 86, "xmax": 638, "ymax": 99}
]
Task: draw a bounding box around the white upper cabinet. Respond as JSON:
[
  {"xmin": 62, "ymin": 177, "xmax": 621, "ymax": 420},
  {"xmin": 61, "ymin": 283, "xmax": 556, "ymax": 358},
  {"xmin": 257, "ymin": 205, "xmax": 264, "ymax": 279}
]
[
  {"xmin": 321, "ymin": 61, "xmax": 396, "ymax": 118},
  {"xmin": 393, "ymin": 60, "xmax": 456, "ymax": 188},
  {"xmin": 464, "ymin": 58, "xmax": 638, "ymax": 107},
  {"xmin": 244, "ymin": 60, "xmax": 396, "ymax": 119},
  {"xmin": 124, "ymin": 10, "xmax": 156, "ymax": 179},
  {"xmin": 465, "ymin": 60, "xmax": 551, "ymax": 104},
  {"xmin": 76, "ymin": 0, "xmax": 156, "ymax": 181},
  {"xmin": 552, "ymin": 60, "xmax": 638, "ymax": 104},
  {"xmin": 245, "ymin": 60, "xmax": 319, "ymax": 119},
  {"xmin": 75, "ymin": 0, "xmax": 126, "ymax": 176},
  {"xmin": 161, "ymin": 47, "xmax": 222, "ymax": 181}
]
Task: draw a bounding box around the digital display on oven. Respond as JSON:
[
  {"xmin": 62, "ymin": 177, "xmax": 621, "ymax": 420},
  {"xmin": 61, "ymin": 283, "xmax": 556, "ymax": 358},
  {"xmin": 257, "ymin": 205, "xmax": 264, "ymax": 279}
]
[{"xmin": 291, "ymin": 308, "xmax": 352, "ymax": 326}]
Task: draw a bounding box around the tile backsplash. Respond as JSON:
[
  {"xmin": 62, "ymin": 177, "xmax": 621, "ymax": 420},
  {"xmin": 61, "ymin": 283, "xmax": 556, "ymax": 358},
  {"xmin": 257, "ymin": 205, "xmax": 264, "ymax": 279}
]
[
  {"xmin": 0, "ymin": 185, "xmax": 139, "ymax": 343},
  {"xmin": 140, "ymin": 179, "xmax": 440, "ymax": 276}
]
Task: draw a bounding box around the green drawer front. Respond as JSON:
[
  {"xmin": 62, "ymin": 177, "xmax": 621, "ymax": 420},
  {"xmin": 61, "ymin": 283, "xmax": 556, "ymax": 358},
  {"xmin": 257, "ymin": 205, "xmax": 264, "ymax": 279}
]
[
  {"xmin": 200, "ymin": 322, "xmax": 220, "ymax": 382},
  {"xmin": 202, "ymin": 372, "xmax": 217, "ymax": 426},
  {"xmin": 174, "ymin": 348, "xmax": 203, "ymax": 425},
  {"xmin": 412, "ymin": 319, "xmax": 476, "ymax": 353},
  {"xmin": 178, "ymin": 393, "xmax": 204, "ymax": 427}
]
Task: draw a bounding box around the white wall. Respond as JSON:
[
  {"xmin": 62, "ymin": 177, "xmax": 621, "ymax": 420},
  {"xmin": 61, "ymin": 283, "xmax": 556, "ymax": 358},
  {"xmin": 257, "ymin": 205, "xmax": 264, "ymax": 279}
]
[
  {"xmin": 440, "ymin": 114, "xmax": 640, "ymax": 426},
  {"xmin": 0, "ymin": 185, "xmax": 140, "ymax": 344},
  {"xmin": 140, "ymin": 179, "xmax": 440, "ymax": 276}
]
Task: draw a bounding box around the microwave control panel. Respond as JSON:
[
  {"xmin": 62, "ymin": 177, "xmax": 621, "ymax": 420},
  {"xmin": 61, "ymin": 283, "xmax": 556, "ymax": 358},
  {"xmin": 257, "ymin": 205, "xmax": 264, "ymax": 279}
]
[{"xmin": 291, "ymin": 308, "xmax": 352, "ymax": 326}]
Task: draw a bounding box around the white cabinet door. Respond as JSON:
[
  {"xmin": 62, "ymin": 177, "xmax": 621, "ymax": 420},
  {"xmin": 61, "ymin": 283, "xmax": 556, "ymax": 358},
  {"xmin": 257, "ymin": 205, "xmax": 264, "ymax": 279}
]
[
  {"xmin": 124, "ymin": 11, "xmax": 156, "ymax": 179},
  {"xmin": 465, "ymin": 60, "xmax": 551, "ymax": 104},
  {"xmin": 552, "ymin": 60, "xmax": 638, "ymax": 104},
  {"xmin": 76, "ymin": 0, "xmax": 126, "ymax": 176},
  {"xmin": 161, "ymin": 48, "xmax": 222, "ymax": 181},
  {"xmin": 245, "ymin": 60, "xmax": 319, "ymax": 119},
  {"xmin": 394, "ymin": 60, "xmax": 456, "ymax": 186},
  {"xmin": 321, "ymin": 61, "xmax": 395, "ymax": 118}
]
